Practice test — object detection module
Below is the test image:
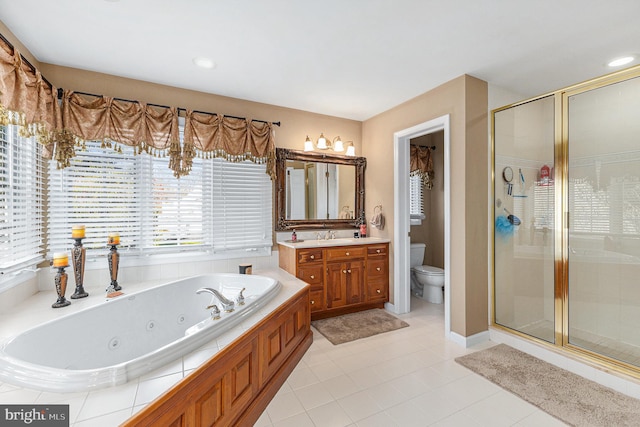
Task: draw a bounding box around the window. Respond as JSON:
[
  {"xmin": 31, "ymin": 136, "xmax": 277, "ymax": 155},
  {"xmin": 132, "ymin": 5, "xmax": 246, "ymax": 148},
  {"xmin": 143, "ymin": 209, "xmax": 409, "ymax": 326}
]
[
  {"xmin": 0, "ymin": 125, "xmax": 44, "ymax": 274},
  {"xmin": 211, "ymin": 158, "xmax": 273, "ymax": 252},
  {"xmin": 569, "ymin": 178, "xmax": 610, "ymax": 234},
  {"xmin": 48, "ymin": 141, "xmax": 272, "ymax": 259},
  {"xmin": 410, "ymin": 173, "xmax": 425, "ymax": 225}
]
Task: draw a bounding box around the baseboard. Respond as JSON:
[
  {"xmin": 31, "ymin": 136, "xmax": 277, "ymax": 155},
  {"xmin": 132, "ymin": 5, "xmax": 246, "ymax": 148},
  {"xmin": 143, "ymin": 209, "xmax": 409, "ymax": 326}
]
[
  {"xmin": 383, "ymin": 301, "xmax": 397, "ymax": 313},
  {"xmin": 449, "ymin": 330, "xmax": 490, "ymax": 348}
]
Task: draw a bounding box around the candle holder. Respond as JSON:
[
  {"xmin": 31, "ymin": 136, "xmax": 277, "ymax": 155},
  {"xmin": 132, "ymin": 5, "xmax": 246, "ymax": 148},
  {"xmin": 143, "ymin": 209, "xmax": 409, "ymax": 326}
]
[
  {"xmin": 107, "ymin": 244, "xmax": 122, "ymax": 292},
  {"xmin": 52, "ymin": 265, "xmax": 71, "ymax": 308},
  {"xmin": 70, "ymin": 237, "xmax": 89, "ymax": 299}
]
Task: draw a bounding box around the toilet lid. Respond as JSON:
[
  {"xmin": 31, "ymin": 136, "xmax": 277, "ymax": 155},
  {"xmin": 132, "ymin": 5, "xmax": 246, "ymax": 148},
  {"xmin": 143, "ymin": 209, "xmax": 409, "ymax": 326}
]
[{"xmin": 413, "ymin": 265, "xmax": 444, "ymax": 276}]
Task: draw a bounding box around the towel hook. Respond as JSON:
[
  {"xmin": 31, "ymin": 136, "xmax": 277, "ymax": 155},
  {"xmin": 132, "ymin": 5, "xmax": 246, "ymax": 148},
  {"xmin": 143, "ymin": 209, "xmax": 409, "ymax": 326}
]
[{"xmin": 374, "ymin": 204, "xmax": 382, "ymax": 214}]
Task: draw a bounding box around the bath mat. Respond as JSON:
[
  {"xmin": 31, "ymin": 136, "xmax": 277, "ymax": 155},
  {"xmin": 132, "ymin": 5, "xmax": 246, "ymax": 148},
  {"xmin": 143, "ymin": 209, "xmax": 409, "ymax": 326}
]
[
  {"xmin": 455, "ymin": 344, "xmax": 640, "ymax": 426},
  {"xmin": 311, "ymin": 309, "xmax": 409, "ymax": 345}
]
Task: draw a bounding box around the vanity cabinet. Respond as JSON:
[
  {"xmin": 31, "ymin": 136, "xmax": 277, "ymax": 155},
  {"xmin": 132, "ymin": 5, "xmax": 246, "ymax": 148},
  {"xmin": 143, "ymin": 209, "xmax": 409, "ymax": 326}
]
[{"xmin": 278, "ymin": 241, "xmax": 389, "ymax": 320}]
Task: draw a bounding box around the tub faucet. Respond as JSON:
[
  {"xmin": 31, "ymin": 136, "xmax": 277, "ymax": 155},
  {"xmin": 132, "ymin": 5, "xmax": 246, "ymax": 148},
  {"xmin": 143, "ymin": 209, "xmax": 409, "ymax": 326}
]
[
  {"xmin": 237, "ymin": 288, "xmax": 246, "ymax": 306},
  {"xmin": 196, "ymin": 287, "xmax": 235, "ymax": 312},
  {"xmin": 208, "ymin": 304, "xmax": 221, "ymax": 320}
]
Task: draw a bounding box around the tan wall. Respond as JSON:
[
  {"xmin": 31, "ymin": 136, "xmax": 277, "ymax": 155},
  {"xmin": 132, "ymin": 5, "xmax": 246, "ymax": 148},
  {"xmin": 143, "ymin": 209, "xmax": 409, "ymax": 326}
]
[{"xmin": 362, "ymin": 75, "xmax": 488, "ymax": 337}]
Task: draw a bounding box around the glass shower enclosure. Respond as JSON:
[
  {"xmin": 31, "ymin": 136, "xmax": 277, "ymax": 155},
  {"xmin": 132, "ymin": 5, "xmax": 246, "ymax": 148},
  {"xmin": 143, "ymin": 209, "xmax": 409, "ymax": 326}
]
[{"xmin": 493, "ymin": 67, "xmax": 640, "ymax": 375}]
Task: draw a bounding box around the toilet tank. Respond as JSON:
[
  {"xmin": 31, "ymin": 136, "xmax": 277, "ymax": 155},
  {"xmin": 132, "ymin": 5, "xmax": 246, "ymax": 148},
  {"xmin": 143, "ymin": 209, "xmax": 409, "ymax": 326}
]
[{"xmin": 410, "ymin": 243, "xmax": 426, "ymax": 268}]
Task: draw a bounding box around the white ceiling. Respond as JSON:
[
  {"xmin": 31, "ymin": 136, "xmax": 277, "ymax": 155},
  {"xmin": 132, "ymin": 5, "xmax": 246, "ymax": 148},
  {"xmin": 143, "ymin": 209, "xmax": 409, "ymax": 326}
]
[{"xmin": 1, "ymin": 0, "xmax": 639, "ymax": 121}]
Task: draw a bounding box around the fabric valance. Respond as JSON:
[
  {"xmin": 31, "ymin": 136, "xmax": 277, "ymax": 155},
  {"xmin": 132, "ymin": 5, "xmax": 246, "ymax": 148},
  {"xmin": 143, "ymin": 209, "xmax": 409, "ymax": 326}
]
[
  {"xmin": 410, "ymin": 144, "xmax": 434, "ymax": 189},
  {"xmin": 183, "ymin": 110, "xmax": 276, "ymax": 179},
  {"xmin": 0, "ymin": 43, "xmax": 60, "ymax": 159}
]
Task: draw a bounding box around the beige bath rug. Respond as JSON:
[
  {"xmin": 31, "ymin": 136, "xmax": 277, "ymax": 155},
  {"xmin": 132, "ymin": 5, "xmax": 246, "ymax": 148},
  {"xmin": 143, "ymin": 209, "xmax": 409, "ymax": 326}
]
[
  {"xmin": 311, "ymin": 309, "xmax": 409, "ymax": 345},
  {"xmin": 456, "ymin": 344, "xmax": 640, "ymax": 427}
]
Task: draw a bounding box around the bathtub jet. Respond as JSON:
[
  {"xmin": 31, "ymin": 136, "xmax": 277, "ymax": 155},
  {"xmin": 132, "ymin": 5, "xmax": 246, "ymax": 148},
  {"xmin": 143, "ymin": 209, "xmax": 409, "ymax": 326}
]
[{"xmin": 0, "ymin": 274, "xmax": 280, "ymax": 392}]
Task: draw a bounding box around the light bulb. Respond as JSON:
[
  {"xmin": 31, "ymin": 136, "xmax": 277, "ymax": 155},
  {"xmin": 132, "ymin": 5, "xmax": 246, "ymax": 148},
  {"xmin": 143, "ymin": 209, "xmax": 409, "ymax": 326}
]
[{"xmin": 317, "ymin": 133, "xmax": 328, "ymax": 150}]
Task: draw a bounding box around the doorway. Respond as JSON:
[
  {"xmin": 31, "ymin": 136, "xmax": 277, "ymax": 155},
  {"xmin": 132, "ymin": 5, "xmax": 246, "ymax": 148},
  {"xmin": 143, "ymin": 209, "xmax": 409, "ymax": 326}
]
[{"xmin": 387, "ymin": 115, "xmax": 451, "ymax": 337}]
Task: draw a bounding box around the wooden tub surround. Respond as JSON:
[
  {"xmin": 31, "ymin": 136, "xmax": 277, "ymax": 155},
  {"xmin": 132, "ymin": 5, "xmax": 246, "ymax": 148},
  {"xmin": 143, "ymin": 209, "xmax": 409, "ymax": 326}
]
[
  {"xmin": 278, "ymin": 238, "xmax": 390, "ymax": 320},
  {"xmin": 122, "ymin": 285, "xmax": 311, "ymax": 427}
]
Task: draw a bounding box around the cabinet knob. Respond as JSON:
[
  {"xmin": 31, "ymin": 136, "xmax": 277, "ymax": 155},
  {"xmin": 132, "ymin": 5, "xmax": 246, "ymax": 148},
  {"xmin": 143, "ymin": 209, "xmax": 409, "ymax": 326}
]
[
  {"xmin": 376, "ymin": 267, "xmax": 381, "ymax": 271},
  {"xmin": 346, "ymin": 252, "xmax": 350, "ymax": 256},
  {"xmin": 342, "ymin": 270, "xmax": 347, "ymax": 274},
  {"xmin": 310, "ymin": 275, "xmax": 315, "ymax": 279},
  {"xmin": 347, "ymin": 269, "xmax": 352, "ymax": 273},
  {"xmin": 311, "ymin": 300, "xmax": 315, "ymax": 305},
  {"xmin": 310, "ymin": 255, "xmax": 315, "ymax": 259},
  {"xmin": 376, "ymin": 249, "xmax": 381, "ymax": 253},
  {"xmin": 376, "ymin": 289, "xmax": 381, "ymax": 294}
]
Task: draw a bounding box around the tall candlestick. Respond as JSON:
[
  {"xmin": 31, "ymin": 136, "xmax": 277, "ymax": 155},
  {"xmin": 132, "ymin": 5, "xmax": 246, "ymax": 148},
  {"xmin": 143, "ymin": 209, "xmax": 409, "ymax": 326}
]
[
  {"xmin": 71, "ymin": 236, "xmax": 89, "ymax": 299},
  {"xmin": 52, "ymin": 264, "xmax": 71, "ymax": 308},
  {"xmin": 107, "ymin": 242, "xmax": 121, "ymax": 292}
]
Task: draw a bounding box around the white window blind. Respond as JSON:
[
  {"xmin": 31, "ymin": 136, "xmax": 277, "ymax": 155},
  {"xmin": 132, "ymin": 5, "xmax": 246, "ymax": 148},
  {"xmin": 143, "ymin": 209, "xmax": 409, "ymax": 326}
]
[
  {"xmin": 49, "ymin": 141, "xmax": 272, "ymax": 258},
  {"xmin": 211, "ymin": 158, "xmax": 272, "ymax": 252},
  {"xmin": 0, "ymin": 125, "xmax": 44, "ymax": 272},
  {"xmin": 139, "ymin": 155, "xmax": 207, "ymax": 250},
  {"xmin": 410, "ymin": 173, "xmax": 425, "ymax": 222},
  {"xmin": 48, "ymin": 141, "xmax": 141, "ymax": 254}
]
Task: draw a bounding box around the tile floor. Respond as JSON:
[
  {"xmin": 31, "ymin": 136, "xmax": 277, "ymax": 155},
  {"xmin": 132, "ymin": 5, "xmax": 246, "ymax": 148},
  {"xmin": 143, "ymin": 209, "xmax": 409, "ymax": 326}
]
[{"xmin": 254, "ymin": 297, "xmax": 568, "ymax": 427}]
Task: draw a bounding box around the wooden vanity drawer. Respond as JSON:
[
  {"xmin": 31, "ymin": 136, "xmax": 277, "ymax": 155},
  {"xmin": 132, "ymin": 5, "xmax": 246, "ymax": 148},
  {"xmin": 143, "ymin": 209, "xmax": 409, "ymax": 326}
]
[
  {"xmin": 297, "ymin": 249, "xmax": 323, "ymax": 264},
  {"xmin": 326, "ymin": 246, "xmax": 366, "ymax": 261},
  {"xmin": 367, "ymin": 244, "xmax": 388, "ymax": 257},
  {"xmin": 309, "ymin": 289, "xmax": 325, "ymax": 312},
  {"xmin": 297, "ymin": 265, "xmax": 324, "ymax": 288},
  {"xmin": 367, "ymin": 259, "xmax": 388, "ymax": 278},
  {"xmin": 367, "ymin": 279, "xmax": 388, "ymax": 302}
]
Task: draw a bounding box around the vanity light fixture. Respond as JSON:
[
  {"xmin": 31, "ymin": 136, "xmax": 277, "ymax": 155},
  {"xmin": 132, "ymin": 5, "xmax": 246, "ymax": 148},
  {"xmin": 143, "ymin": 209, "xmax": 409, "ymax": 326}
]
[
  {"xmin": 608, "ymin": 56, "xmax": 635, "ymax": 67},
  {"xmin": 304, "ymin": 133, "xmax": 345, "ymax": 152}
]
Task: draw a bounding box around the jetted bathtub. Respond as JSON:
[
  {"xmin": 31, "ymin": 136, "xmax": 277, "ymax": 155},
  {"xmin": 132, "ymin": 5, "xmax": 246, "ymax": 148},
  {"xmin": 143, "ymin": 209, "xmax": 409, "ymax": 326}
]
[{"xmin": 0, "ymin": 273, "xmax": 280, "ymax": 392}]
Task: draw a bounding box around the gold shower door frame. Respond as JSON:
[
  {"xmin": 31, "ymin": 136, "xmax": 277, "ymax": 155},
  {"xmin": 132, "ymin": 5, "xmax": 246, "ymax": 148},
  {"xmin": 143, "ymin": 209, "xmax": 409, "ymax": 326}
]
[{"xmin": 491, "ymin": 64, "xmax": 640, "ymax": 379}]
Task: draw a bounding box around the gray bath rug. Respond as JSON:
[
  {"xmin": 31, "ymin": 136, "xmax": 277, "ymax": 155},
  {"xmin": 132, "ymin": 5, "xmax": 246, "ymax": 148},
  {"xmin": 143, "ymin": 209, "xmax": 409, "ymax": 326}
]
[
  {"xmin": 455, "ymin": 344, "xmax": 640, "ymax": 427},
  {"xmin": 311, "ymin": 309, "xmax": 409, "ymax": 345}
]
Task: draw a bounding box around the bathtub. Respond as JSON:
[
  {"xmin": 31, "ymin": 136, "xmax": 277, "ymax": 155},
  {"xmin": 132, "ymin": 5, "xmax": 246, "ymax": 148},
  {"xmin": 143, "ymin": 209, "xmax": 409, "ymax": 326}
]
[{"xmin": 0, "ymin": 273, "xmax": 280, "ymax": 392}]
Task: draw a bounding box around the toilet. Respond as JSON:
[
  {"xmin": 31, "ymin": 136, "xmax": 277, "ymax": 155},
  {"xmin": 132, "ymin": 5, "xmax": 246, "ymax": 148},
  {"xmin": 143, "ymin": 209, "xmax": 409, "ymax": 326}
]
[{"xmin": 410, "ymin": 243, "xmax": 445, "ymax": 304}]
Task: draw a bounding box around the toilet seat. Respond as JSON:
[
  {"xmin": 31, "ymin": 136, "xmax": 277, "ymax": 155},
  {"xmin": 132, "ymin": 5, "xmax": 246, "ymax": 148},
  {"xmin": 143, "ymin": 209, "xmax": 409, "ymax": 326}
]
[{"xmin": 412, "ymin": 265, "xmax": 444, "ymax": 276}]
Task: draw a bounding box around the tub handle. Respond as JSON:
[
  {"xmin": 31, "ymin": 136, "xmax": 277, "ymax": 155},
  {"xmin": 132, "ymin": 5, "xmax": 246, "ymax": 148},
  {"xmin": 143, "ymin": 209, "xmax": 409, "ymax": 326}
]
[
  {"xmin": 237, "ymin": 287, "xmax": 246, "ymax": 306},
  {"xmin": 206, "ymin": 304, "xmax": 221, "ymax": 320}
]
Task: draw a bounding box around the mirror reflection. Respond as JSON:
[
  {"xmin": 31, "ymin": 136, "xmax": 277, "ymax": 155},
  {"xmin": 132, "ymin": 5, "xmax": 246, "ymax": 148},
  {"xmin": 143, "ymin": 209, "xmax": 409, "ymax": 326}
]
[{"xmin": 285, "ymin": 161, "xmax": 356, "ymax": 220}]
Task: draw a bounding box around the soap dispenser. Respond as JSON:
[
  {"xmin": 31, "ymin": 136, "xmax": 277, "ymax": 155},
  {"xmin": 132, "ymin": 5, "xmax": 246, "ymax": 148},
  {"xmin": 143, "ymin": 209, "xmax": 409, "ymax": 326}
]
[{"xmin": 291, "ymin": 229, "xmax": 297, "ymax": 242}]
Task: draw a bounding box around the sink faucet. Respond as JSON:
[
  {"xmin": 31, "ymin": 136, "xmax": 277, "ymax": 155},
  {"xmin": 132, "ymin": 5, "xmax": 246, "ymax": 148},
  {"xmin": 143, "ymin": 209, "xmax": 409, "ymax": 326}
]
[
  {"xmin": 196, "ymin": 287, "xmax": 235, "ymax": 312},
  {"xmin": 329, "ymin": 231, "xmax": 336, "ymax": 240}
]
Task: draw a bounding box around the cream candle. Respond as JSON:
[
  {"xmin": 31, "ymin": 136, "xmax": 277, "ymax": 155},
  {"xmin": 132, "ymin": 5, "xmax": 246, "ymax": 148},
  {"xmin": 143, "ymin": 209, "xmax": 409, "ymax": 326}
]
[
  {"xmin": 108, "ymin": 233, "xmax": 120, "ymax": 245},
  {"xmin": 72, "ymin": 225, "xmax": 86, "ymax": 239},
  {"xmin": 53, "ymin": 252, "xmax": 69, "ymax": 268}
]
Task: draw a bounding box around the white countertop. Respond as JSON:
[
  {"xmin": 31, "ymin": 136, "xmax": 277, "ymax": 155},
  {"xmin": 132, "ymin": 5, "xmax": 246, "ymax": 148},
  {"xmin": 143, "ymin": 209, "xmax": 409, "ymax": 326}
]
[
  {"xmin": 277, "ymin": 236, "xmax": 390, "ymax": 249},
  {"xmin": 0, "ymin": 268, "xmax": 308, "ymax": 427}
]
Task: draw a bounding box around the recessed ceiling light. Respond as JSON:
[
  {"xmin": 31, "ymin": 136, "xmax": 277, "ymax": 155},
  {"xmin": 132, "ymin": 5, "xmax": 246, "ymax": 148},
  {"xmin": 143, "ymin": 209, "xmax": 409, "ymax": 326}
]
[
  {"xmin": 192, "ymin": 57, "xmax": 216, "ymax": 69},
  {"xmin": 607, "ymin": 56, "xmax": 635, "ymax": 67}
]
